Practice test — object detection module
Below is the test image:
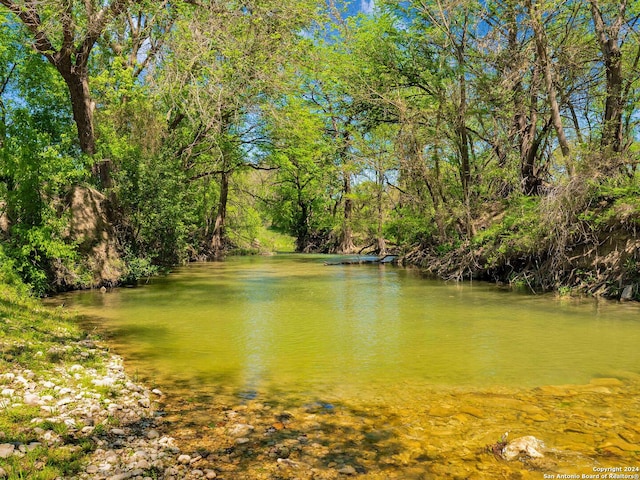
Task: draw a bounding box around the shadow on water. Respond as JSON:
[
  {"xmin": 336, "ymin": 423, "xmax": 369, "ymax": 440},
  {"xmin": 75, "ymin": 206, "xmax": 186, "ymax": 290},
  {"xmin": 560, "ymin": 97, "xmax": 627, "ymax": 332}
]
[{"xmin": 159, "ymin": 388, "xmax": 414, "ymax": 479}]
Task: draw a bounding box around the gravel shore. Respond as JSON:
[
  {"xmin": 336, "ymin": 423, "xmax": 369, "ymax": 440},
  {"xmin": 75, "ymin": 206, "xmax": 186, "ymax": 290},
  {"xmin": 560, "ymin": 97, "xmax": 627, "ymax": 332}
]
[{"xmin": 0, "ymin": 339, "xmax": 216, "ymax": 479}]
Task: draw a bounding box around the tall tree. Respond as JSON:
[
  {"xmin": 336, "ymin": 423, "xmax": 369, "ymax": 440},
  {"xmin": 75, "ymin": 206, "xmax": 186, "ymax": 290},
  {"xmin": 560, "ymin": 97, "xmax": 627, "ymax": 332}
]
[
  {"xmin": 0, "ymin": 0, "xmax": 135, "ymax": 157},
  {"xmin": 589, "ymin": 0, "xmax": 639, "ymax": 156},
  {"xmin": 526, "ymin": 0, "xmax": 571, "ymax": 160}
]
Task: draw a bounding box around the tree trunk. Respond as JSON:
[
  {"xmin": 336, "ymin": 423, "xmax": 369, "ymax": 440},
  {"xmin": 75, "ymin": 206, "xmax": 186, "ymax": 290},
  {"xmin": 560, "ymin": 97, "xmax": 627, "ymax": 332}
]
[
  {"xmin": 506, "ymin": 6, "xmax": 544, "ymax": 195},
  {"xmin": 375, "ymin": 164, "xmax": 386, "ymax": 256},
  {"xmin": 455, "ymin": 44, "xmax": 473, "ymax": 237},
  {"xmin": 60, "ymin": 69, "xmax": 96, "ymax": 155},
  {"xmin": 528, "ymin": 0, "xmax": 570, "ymax": 159},
  {"xmin": 210, "ymin": 170, "xmax": 230, "ymax": 257},
  {"xmin": 590, "ymin": 0, "xmax": 626, "ymax": 154},
  {"xmin": 338, "ymin": 172, "xmax": 356, "ymax": 253}
]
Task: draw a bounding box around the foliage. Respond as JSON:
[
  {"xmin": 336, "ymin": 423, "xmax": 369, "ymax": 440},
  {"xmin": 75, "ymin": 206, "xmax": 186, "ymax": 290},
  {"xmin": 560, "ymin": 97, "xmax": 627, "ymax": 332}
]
[
  {"xmin": 1, "ymin": 1, "xmax": 639, "ymax": 296},
  {"xmin": 0, "ymin": 21, "xmax": 90, "ymax": 294}
]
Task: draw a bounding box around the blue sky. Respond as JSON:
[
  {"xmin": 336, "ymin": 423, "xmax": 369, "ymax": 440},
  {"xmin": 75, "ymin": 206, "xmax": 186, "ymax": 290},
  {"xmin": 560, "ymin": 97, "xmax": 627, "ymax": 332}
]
[{"xmin": 344, "ymin": 0, "xmax": 376, "ymax": 16}]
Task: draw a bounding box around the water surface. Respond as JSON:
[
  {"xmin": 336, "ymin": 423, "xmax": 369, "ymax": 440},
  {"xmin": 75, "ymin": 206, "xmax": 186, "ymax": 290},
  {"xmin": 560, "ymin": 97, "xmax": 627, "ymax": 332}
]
[
  {"xmin": 61, "ymin": 254, "xmax": 640, "ymax": 391},
  {"xmin": 55, "ymin": 255, "xmax": 640, "ymax": 478}
]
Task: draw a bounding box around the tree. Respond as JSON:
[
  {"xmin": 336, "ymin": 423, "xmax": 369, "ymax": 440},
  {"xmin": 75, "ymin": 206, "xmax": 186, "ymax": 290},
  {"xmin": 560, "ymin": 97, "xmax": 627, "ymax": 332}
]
[
  {"xmin": 155, "ymin": 0, "xmax": 318, "ymax": 257},
  {"xmin": 589, "ymin": 0, "xmax": 640, "ymax": 157},
  {"xmin": 0, "ymin": 0, "xmax": 136, "ymax": 157},
  {"xmin": 527, "ymin": 0, "xmax": 571, "ymax": 160},
  {"xmin": 264, "ymin": 98, "xmax": 337, "ymax": 251}
]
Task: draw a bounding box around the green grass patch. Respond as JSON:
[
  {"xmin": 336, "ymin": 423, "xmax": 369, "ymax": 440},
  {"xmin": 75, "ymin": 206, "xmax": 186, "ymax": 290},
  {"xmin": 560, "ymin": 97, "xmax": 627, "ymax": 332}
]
[{"xmin": 256, "ymin": 226, "xmax": 296, "ymax": 253}]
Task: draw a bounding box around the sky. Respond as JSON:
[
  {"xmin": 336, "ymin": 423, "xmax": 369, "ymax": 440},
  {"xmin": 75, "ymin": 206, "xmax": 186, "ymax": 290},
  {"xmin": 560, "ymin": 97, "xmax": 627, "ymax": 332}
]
[
  {"xmin": 343, "ymin": 0, "xmax": 376, "ymax": 16},
  {"xmin": 359, "ymin": 0, "xmax": 376, "ymax": 15}
]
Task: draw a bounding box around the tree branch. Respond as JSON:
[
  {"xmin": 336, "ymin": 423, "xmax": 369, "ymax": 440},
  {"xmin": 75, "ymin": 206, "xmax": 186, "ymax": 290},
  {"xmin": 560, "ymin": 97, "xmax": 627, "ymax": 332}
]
[{"xmin": 0, "ymin": 0, "xmax": 57, "ymax": 63}]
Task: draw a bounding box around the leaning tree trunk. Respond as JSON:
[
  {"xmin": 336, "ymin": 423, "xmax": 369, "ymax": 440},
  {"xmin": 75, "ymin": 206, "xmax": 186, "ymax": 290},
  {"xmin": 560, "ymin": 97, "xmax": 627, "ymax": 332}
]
[{"xmin": 528, "ymin": 0, "xmax": 571, "ymax": 159}]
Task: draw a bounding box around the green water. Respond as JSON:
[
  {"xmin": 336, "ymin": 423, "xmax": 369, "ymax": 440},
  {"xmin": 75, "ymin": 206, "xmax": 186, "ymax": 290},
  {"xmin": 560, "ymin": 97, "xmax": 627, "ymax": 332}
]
[
  {"xmin": 60, "ymin": 254, "xmax": 640, "ymax": 393},
  {"xmin": 55, "ymin": 254, "xmax": 640, "ymax": 478}
]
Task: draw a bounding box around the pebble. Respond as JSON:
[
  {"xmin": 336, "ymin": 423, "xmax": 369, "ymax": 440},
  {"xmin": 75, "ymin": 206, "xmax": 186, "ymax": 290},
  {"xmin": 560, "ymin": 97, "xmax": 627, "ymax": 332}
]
[
  {"xmin": 227, "ymin": 423, "xmax": 254, "ymax": 437},
  {"xmin": 0, "ymin": 444, "xmax": 15, "ymax": 459},
  {"xmin": 338, "ymin": 465, "xmax": 357, "ymax": 475},
  {"xmin": 24, "ymin": 393, "xmax": 41, "ymax": 405},
  {"xmin": 0, "ymin": 351, "xmax": 207, "ymax": 480}
]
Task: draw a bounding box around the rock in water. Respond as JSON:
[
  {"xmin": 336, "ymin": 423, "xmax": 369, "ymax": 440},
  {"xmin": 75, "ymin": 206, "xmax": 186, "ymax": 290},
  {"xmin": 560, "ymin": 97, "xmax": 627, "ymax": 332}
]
[{"xmin": 502, "ymin": 436, "xmax": 545, "ymax": 461}]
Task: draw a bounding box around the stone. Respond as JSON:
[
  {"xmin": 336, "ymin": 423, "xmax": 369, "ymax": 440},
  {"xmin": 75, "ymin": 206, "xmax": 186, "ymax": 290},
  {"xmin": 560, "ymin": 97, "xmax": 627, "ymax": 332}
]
[
  {"xmin": 227, "ymin": 423, "xmax": 254, "ymax": 437},
  {"xmin": 146, "ymin": 429, "xmax": 160, "ymax": 439},
  {"xmin": 26, "ymin": 442, "xmax": 41, "ymax": 451},
  {"xmin": 0, "ymin": 444, "xmax": 15, "ymax": 458},
  {"xmin": 107, "ymin": 473, "xmax": 133, "ymax": 480},
  {"xmin": 600, "ymin": 437, "xmax": 640, "ymax": 452},
  {"xmin": 590, "ymin": 377, "xmax": 624, "ymax": 387},
  {"xmin": 529, "ymin": 414, "xmax": 549, "ymax": 422},
  {"xmin": 178, "ymin": 454, "xmax": 191, "ymax": 464},
  {"xmin": 428, "ymin": 405, "xmax": 453, "ymax": 417},
  {"xmin": 0, "ymin": 466, "xmax": 6, "ymax": 478},
  {"xmin": 502, "ymin": 436, "xmax": 545, "ymax": 461},
  {"xmin": 92, "ymin": 377, "xmax": 116, "ymax": 387},
  {"xmin": 24, "ymin": 393, "xmax": 41, "ymax": 405},
  {"xmin": 277, "ymin": 458, "xmax": 300, "ymax": 469},
  {"xmin": 337, "ymin": 465, "xmax": 357, "ymax": 475},
  {"xmin": 459, "ymin": 406, "xmax": 484, "ymax": 418},
  {"xmin": 621, "ymin": 284, "xmax": 635, "ymax": 301}
]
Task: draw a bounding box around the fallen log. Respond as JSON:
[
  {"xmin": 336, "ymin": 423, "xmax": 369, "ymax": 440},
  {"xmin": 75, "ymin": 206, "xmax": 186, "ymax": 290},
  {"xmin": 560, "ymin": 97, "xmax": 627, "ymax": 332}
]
[{"xmin": 324, "ymin": 254, "xmax": 398, "ymax": 266}]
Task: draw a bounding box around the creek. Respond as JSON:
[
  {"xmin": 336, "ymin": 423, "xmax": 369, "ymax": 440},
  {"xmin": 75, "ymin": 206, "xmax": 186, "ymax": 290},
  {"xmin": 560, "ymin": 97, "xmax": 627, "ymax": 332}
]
[{"xmin": 54, "ymin": 254, "xmax": 640, "ymax": 479}]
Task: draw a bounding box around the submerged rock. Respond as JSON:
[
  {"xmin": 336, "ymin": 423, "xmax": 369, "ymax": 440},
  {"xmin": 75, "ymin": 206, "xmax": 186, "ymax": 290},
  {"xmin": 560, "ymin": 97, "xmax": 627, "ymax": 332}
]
[
  {"xmin": 502, "ymin": 435, "xmax": 545, "ymax": 461},
  {"xmin": 227, "ymin": 423, "xmax": 254, "ymax": 437}
]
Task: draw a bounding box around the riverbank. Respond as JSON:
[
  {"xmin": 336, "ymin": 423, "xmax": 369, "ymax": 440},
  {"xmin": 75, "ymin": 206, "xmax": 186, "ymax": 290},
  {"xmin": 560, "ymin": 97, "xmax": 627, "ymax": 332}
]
[
  {"xmin": 0, "ymin": 283, "xmax": 214, "ymax": 479},
  {"xmin": 401, "ymin": 180, "xmax": 640, "ymax": 301}
]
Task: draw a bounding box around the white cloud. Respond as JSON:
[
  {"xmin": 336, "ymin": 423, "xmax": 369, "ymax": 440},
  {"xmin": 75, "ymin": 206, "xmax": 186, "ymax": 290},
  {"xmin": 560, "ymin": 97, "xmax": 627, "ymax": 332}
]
[{"xmin": 360, "ymin": 0, "xmax": 375, "ymax": 15}]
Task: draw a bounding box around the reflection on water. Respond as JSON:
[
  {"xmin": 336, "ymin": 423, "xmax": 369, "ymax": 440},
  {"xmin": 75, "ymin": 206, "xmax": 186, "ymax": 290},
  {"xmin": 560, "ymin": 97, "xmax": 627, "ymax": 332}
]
[{"xmin": 58, "ymin": 254, "xmax": 640, "ymax": 393}]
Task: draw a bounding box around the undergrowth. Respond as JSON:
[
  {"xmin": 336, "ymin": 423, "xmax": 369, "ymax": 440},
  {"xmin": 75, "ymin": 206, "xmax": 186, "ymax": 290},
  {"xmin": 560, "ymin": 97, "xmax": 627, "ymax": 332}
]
[{"xmin": 406, "ymin": 174, "xmax": 640, "ymax": 299}]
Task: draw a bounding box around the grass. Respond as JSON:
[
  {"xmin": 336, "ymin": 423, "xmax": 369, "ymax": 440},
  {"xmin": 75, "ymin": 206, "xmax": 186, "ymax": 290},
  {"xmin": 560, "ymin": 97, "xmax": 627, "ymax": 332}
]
[
  {"xmin": 256, "ymin": 226, "xmax": 296, "ymax": 253},
  {"xmin": 0, "ymin": 282, "xmax": 108, "ymax": 479}
]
